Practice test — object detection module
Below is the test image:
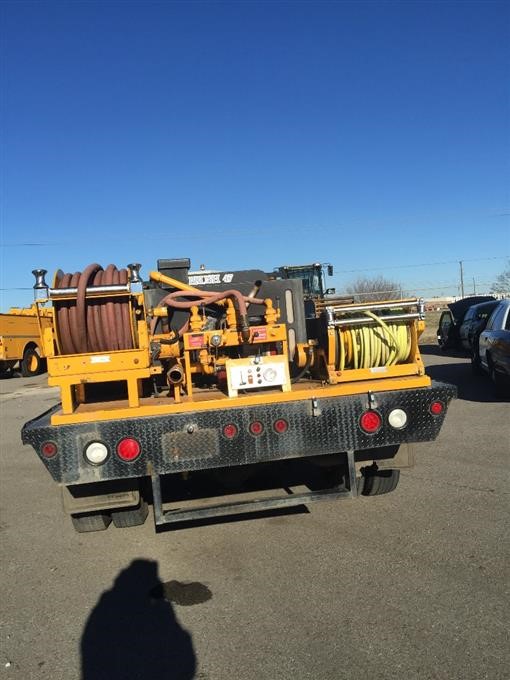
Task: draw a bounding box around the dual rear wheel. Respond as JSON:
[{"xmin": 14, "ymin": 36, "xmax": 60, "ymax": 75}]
[{"xmin": 71, "ymin": 500, "xmax": 149, "ymax": 533}]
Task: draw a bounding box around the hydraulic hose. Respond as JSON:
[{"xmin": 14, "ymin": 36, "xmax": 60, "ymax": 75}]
[
  {"xmin": 157, "ymin": 288, "xmax": 266, "ymax": 341},
  {"xmin": 54, "ymin": 264, "xmax": 134, "ymax": 355},
  {"xmin": 337, "ymin": 312, "xmax": 411, "ymax": 371}
]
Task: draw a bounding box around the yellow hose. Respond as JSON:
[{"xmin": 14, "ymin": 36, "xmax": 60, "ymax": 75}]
[{"xmin": 336, "ymin": 311, "xmax": 411, "ymax": 370}]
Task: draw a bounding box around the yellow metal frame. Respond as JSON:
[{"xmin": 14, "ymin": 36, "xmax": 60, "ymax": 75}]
[
  {"xmin": 40, "ymin": 277, "xmax": 432, "ymax": 427},
  {"xmin": 49, "ymin": 373, "xmax": 432, "ymax": 425},
  {"xmin": 46, "ymin": 319, "xmax": 160, "ymax": 415},
  {"xmin": 324, "ymin": 315, "xmax": 425, "ymax": 385}
]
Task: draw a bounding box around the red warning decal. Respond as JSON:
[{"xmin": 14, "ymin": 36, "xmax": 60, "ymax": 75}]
[
  {"xmin": 252, "ymin": 327, "xmax": 267, "ymax": 341},
  {"xmin": 188, "ymin": 334, "xmax": 205, "ymax": 348}
]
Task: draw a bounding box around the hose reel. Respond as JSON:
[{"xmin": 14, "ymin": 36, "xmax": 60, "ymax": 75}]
[
  {"xmin": 335, "ymin": 319, "xmax": 412, "ymax": 371},
  {"xmin": 326, "ymin": 299, "xmax": 423, "ymax": 372},
  {"xmin": 51, "ymin": 264, "xmax": 137, "ymax": 355}
]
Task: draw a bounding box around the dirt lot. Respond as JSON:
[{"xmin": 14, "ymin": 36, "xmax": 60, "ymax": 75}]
[
  {"xmin": 420, "ymin": 310, "xmax": 442, "ymax": 344},
  {"xmin": 0, "ymin": 347, "xmax": 508, "ymax": 680}
]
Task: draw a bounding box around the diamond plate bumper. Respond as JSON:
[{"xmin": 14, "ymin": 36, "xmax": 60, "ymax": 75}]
[{"xmin": 22, "ymin": 381, "xmax": 456, "ymax": 486}]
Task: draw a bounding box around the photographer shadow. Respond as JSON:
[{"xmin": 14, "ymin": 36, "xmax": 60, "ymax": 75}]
[{"xmin": 81, "ymin": 559, "xmax": 196, "ymax": 680}]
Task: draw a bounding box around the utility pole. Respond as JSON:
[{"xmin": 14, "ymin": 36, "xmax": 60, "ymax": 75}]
[
  {"xmin": 472, "ymin": 277, "xmax": 476, "ymax": 295},
  {"xmin": 459, "ymin": 260, "xmax": 465, "ymax": 298}
]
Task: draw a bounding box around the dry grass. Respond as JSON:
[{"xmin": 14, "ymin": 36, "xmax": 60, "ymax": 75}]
[{"xmin": 419, "ymin": 310, "xmax": 442, "ymax": 345}]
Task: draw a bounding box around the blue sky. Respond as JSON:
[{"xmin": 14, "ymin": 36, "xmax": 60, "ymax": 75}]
[{"xmin": 1, "ymin": 0, "xmax": 509, "ymax": 309}]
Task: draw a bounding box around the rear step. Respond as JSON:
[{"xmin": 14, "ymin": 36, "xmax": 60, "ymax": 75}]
[{"xmin": 150, "ymin": 450, "xmax": 398, "ymax": 526}]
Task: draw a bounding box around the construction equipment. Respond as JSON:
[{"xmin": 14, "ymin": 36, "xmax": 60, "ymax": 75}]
[
  {"xmin": 22, "ymin": 259, "xmax": 455, "ymax": 532},
  {"xmin": 0, "ymin": 304, "xmax": 52, "ymax": 376}
]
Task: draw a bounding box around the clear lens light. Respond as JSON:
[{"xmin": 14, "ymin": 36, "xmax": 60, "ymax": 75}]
[
  {"xmin": 388, "ymin": 409, "xmax": 408, "ymax": 429},
  {"xmin": 85, "ymin": 442, "xmax": 109, "ymax": 465}
]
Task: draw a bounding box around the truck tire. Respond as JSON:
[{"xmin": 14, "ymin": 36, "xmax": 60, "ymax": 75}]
[
  {"xmin": 488, "ymin": 357, "xmax": 508, "ymax": 397},
  {"xmin": 361, "ymin": 467, "xmax": 400, "ymax": 496},
  {"xmin": 71, "ymin": 511, "xmax": 112, "ymax": 533},
  {"xmin": 111, "ymin": 500, "xmax": 149, "ymax": 528},
  {"xmin": 471, "ymin": 345, "xmax": 482, "ymax": 375},
  {"xmin": 0, "ymin": 360, "xmax": 16, "ymax": 376},
  {"xmin": 21, "ymin": 347, "xmax": 41, "ymax": 377}
]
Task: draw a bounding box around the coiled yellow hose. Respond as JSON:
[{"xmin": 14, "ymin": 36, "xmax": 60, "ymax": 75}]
[{"xmin": 337, "ymin": 311, "xmax": 411, "ymax": 370}]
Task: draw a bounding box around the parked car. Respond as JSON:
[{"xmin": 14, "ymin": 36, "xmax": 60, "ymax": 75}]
[
  {"xmin": 437, "ymin": 296, "xmax": 496, "ymax": 350},
  {"xmin": 472, "ymin": 299, "xmax": 510, "ymax": 395},
  {"xmin": 458, "ymin": 300, "xmax": 499, "ymax": 353}
]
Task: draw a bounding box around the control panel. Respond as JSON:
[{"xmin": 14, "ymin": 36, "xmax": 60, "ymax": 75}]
[{"xmin": 225, "ymin": 355, "xmax": 291, "ymax": 397}]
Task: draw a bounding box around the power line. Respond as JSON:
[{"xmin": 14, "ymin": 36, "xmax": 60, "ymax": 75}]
[{"xmin": 335, "ymin": 255, "xmax": 508, "ymax": 274}]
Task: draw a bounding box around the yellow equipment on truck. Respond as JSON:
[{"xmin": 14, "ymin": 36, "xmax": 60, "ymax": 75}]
[
  {"xmin": 22, "ymin": 260, "xmax": 455, "ymax": 532},
  {"xmin": 0, "ymin": 304, "xmax": 52, "ymax": 376}
]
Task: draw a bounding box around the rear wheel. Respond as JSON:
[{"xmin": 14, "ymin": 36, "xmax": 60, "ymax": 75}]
[
  {"xmin": 471, "ymin": 345, "xmax": 482, "ymax": 375},
  {"xmin": 71, "ymin": 511, "xmax": 112, "ymax": 533},
  {"xmin": 111, "ymin": 500, "xmax": 149, "ymax": 528},
  {"xmin": 488, "ymin": 357, "xmax": 508, "ymax": 397},
  {"xmin": 0, "ymin": 360, "xmax": 16, "ymax": 376},
  {"xmin": 360, "ymin": 465, "xmax": 400, "ymax": 496},
  {"xmin": 21, "ymin": 347, "xmax": 41, "ymax": 377}
]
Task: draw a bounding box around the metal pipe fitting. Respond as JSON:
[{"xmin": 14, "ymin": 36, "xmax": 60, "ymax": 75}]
[{"xmin": 32, "ymin": 269, "xmax": 49, "ymax": 299}]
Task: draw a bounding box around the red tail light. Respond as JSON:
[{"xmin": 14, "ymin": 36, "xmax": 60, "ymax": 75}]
[
  {"xmin": 430, "ymin": 401, "xmax": 444, "ymax": 415},
  {"xmin": 360, "ymin": 410, "xmax": 382, "ymax": 434},
  {"xmin": 249, "ymin": 421, "xmax": 264, "ymax": 436},
  {"xmin": 116, "ymin": 438, "xmax": 141, "ymax": 461},
  {"xmin": 273, "ymin": 419, "xmax": 288, "ymax": 434},
  {"xmin": 41, "ymin": 441, "xmax": 58, "ymax": 458},
  {"xmin": 223, "ymin": 424, "xmax": 238, "ymax": 439}
]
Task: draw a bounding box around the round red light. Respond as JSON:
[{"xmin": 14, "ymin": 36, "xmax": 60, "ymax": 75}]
[
  {"xmin": 273, "ymin": 419, "xmax": 288, "ymax": 434},
  {"xmin": 116, "ymin": 438, "xmax": 141, "ymax": 461},
  {"xmin": 41, "ymin": 441, "xmax": 57, "ymax": 458},
  {"xmin": 249, "ymin": 421, "xmax": 264, "ymax": 436},
  {"xmin": 223, "ymin": 424, "xmax": 238, "ymax": 439},
  {"xmin": 360, "ymin": 410, "xmax": 382, "ymax": 434},
  {"xmin": 430, "ymin": 401, "xmax": 444, "ymax": 415}
]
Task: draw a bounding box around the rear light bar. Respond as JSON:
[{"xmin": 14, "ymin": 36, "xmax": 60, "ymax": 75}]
[{"xmin": 223, "ymin": 421, "xmax": 289, "ymax": 437}]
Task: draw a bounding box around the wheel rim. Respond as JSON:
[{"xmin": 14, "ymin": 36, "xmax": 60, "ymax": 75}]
[{"xmin": 29, "ymin": 354, "xmax": 38, "ymax": 372}]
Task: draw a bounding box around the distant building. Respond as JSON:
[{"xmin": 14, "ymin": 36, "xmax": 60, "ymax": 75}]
[{"xmin": 423, "ymin": 296, "xmax": 456, "ymax": 311}]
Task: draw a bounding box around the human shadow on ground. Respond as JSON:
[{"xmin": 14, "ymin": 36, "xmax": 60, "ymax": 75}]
[{"xmin": 81, "ymin": 559, "xmax": 196, "ymax": 680}]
